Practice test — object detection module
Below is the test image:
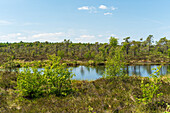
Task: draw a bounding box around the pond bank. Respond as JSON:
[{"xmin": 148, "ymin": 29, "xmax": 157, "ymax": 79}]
[{"xmin": 11, "ymin": 59, "xmax": 170, "ymax": 68}]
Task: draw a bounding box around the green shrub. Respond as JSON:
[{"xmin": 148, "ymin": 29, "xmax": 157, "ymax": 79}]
[
  {"xmin": 168, "ymin": 49, "xmax": 170, "ymax": 57},
  {"xmin": 43, "ymin": 55, "xmax": 74, "ymax": 95},
  {"xmin": 104, "ymin": 48, "xmax": 125, "ymax": 78},
  {"xmin": 88, "ymin": 60, "xmax": 95, "ymax": 65},
  {"xmin": 135, "ymin": 66, "xmax": 163, "ymax": 111},
  {"xmin": 57, "ymin": 50, "xmax": 65, "ymax": 58},
  {"xmin": 16, "ymin": 54, "xmax": 74, "ymax": 98}
]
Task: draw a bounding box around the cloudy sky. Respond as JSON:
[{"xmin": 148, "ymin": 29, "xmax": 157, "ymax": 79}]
[{"xmin": 0, "ymin": 0, "xmax": 170, "ymax": 43}]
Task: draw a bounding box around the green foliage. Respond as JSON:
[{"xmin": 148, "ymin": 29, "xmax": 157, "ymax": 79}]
[
  {"xmin": 136, "ymin": 66, "xmax": 163, "ymax": 108},
  {"xmin": 57, "ymin": 50, "xmax": 64, "ymax": 58},
  {"xmin": 16, "ymin": 54, "xmax": 75, "ymax": 98},
  {"xmin": 88, "ymin": 106, "xmax": 96, "ymax": 113},
  {"xmin": 88, "ymin": 60, "xmax": 95, "ymax": 65},
  {"xmin": 0, "ymin": 37, "xmax": 169, "ymax": 64},
  {"xmin": 84, "ymin": 51, "xmax": 91, "ymax": 59},
  {"xmin": 168, "ymin": 49, "xmax": 170, "ymax": 57},
  {"xmin": 109, "ymin": 37, "xmax": 118, "ymax": 47},
  {"xmin": 1, "ymin": 56, "xmax": 20, "ymax": 72},
  {"xmin": 16, "ymin": 67, "xmax": 46, "ymax": 98},
  {"xmin": 104, "ymin": 48, "xmax": 125, "ymax": 77},
  {"xmin": 44, "ymin": 54, "xmax": 74, "ymax": 95},
  {"xmin": 95, "ymin": 53, "xmax": 105, "ymax": 62},
  {"xmin": 164, "ymin": 103, "xmax": 170, "ymax": 113}
]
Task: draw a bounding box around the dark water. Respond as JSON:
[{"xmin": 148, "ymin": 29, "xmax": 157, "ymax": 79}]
[{"xmin": 71, "ymin": 65, "xmax": 170, "ymax": 80}]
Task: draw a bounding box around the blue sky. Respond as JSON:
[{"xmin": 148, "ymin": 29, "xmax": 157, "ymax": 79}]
[{"xmin": 0, "ymin": 0, "xmax": 170, "ymax": 43}]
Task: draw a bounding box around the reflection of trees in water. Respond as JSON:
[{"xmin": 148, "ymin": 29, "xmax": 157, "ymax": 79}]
[
  {"xmin": 131, "ymin": 66, "xmax": 137, "ymax": 75},
  {"xmin": 77, "ymin": 64, "xmax": 169, "ymax": 78},
  {"xmin": 137, "ymin": 65, "xmax": 141, "ymax": 76},
  {"xmin": 134, "ymin": 66, "xmax": 137, "ymax": 75},
  {"xmin": 163, "ymin": 64, "xmax": 170, "ymax": 75},
  {"xmin": 95, "ymin": 66, "xmax": 105, "ymax": 75},
  {"xmin": 80, "ymin": 66, "xmax": 85, "ymax": 76},
  {"xmin": 125, "ymin": 65, "xmax": 169, "ymax": 76},
  {"xmin": 89, "ymin": 66, "xmax": 95, "ymax": 71},
  {"xmin": 160, "ymin": 66, "xmax": 164, "ymax": 75},
  {"xmin": 126, "ymin": 65, "xmax": 129, "ymax": 75},
  {"xmin": 144, "ymin": 65, "xmax": 152, "ymax": 74},
  {"xmin": 79, "ymin": 66, "xmax": 105, "ymax": 76},
  {"xmin": 85, "ymin": 66, "xmax": 90, "ymax": 73},
  {"xmin": 133, "ymin": 65, "xmax": 141, "ymax": 76}
]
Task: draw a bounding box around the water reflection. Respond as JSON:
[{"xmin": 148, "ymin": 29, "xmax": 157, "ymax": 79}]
[
  {"xmin": 71, "ymin": 64, "xmax": 170, "ymax": 80},
  {"xmin": 1, "ymin": 64, "xmax": 169, "ymax": 81}
]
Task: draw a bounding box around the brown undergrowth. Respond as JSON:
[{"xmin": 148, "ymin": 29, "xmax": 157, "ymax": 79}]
[{"xmin": 0, "ymin": 72, "xmax": 169, "ymax": 113}]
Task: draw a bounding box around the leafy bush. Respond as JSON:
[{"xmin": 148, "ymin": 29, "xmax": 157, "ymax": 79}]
[
  {"xmin": 57, "ymin": 50, "xmax": 65, "ymax": 58},
  {"xmin": 104, "ymin": 48, "xmax": 125, "ymax": 77},
  {"xmin": 88, "ymin": 60, "xmax": 95, "ymax": 65},
  {"xmin": 95, "ymin": 53, "xmax": 105, "ymax": 62},
  {"xmin": 16, "ymin": 54, "xmax": 74, "ymax": 98},
  {"xmin": 135, "ymin": 66, "xmax": 163, "ymax": 111},
  {"xmin": 43, "ymin": 55, "xmax": 74, "ymax": 95}
]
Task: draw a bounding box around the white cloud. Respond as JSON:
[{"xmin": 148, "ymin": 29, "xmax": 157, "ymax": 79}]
[
  {"xmin": 98, "ymin": 35, "xmax": 103, "ymax": 37},
  {"xmin": 1, "ymin": 33, "xmax": 21, "ymax": 38},
  {"xmin": 78, "ymin": 6, "xmax": 97, "ymax": 13},
  {"xmin": 78, "ymin": 6, "xmax": 89, "ymax": 10},
  {"xmin": 21, "ymin": 22, "xmax": 41, "ymax": 26},
  {"xmin": 75, "ymin": 35, "xmax": 96, "ymax": 42},
  {"xmin": 80, "ymin": 35, "xmax": 95, "ymax": 38},
  {"xmin": 111, "ymin": 7, "xmax": 117, "ymax": 10},
  {"xmin": 0, "ymin": 32, "xmax": 67, "ymax": 42},
  {"xmin": 30, "ymin": 32, "xmax": 66, "ymax": 42},
  {"xmin": 99, "ymin": 5, "xmax": 107, "ymax": 9},
  {"xmin": 17, "ymin": 37, "xmax": 27, "ymax": 40},
  {"xmin": 111, "ymin": 34, "xmax": 116, "ymax": 37},
  {"xmin": 104, "ymin": 12, "xmax": 112, "ymax": 15},
  {"xmin": 106, "ymin": 34, "xmax": 118, "ymax": 39},
  {"xmin": 78, "ymin": 5, "xmax": 117, "ymax": 14},
  {"xmin": 0, "ymin": 33, "xmax": 21, "ymax": 42},
  {"xmin": 32, "ymin": 32, "xmax": 64, "ymax": 38},
  {"xmin": 0, "ymin": 31, "xmax": 116, "ymax": 43},
  {"xmin": 0, "ymin": 20, "xmax": 12, "ymax": 25}
]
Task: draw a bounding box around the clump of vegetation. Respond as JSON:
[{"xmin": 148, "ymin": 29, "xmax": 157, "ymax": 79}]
[
  {"xmin": 168, "ymin": 49, "xmax": 170, "ymax": 58},
  {"xmin": 104, "ymin": 48, "xmax": 125, "ymax": 77},
  {"xmin": 135, "ymin": 66, "xmax": 164, "ymax": 111},
  {"xmin": 88, "ymin": 60, "xmax": 95, "ymax": 65},
  {"xmin": 16, "ymin": 54, "xmax": 75, "ymax": 98}
]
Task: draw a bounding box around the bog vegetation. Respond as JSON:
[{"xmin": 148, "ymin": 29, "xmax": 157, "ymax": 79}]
[
  {"xmin": 0, "ymin": 36, "xmax": 169, "ymax": 65},
  {"xmin": 0, "ymin": 36, "xmax": 169, "ymax": 112}
]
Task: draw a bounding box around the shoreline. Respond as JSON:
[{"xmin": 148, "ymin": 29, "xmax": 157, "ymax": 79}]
[{"xmin": 13, "ymin": 59, "xmax": 170, "ymax": 67}]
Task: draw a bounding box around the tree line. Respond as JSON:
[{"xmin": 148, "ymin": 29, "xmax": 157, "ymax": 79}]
[{"xmin": 0, "ymin": 35, "xmax": 169, "ymax": 63}]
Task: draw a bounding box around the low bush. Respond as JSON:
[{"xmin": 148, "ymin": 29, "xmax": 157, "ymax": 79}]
[
  {"xmin": 135, "ymin": 66, "xmax": 164, "ymax": 111},
  {"xmin": 15, "ymin": 54, "xmax": 75, "ymax": 98},
  {"xmin": 104, "ymin": 48, "xmax": 125, "ymax": 78}
]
